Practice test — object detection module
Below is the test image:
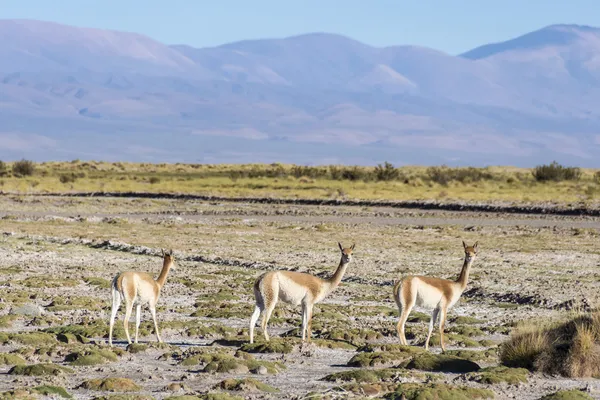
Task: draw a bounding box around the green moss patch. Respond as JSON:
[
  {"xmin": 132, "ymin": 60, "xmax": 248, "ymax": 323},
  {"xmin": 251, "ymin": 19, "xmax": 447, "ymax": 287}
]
[
  {"xmin": 9, "ymin": 363, "xmax": 74, "ymax": 376},
  {"xmin": 451, "ymin": 316, "xmax": 485, "ymax": 324},
  {"xmin": 126, "ymin": 343, "xmax": 149, "ymax": 353},
  {"xmin": 184, "ymin": 324, "xmax": 239, "ymax": 339},
  {"xmin": 216, "ymin": 378, "xmax": 278, "ymax": 393},
  {"xmin": 425, "ymin": 333, "xmax": 481, "ymax": 348},
  {"xmin": 47, "ymin": 296, "xmax": 102, "ymax": 311},
  {"xmin": 347, "ymin": 349, "xmax": 422, "ymax": 368},
  {"xmin": 539, "ymin": 389, "xmax": 594, "ymax": 400},
  {"xmin": 320, "ymin": 327, "xmax": 383, "ymax": 343},
  {"xmin": 33, "ymin": 385, "xmax": 72, "ymax": 399},
  {"xmin": 0, "ymin": 315, "xmax": 19, "ymax": 328},
  {"xmin": 407, "ymin": 311, "xmax": 431, "ymax": 323},
  {"xmin": 18, "ymin": 276, "xmax": 79, "ymax": 288},
  {"xmin": 0, "ymin": 353, "xmax": 26, "ymax": 365},
  {"xmin": 84, "ymin": 277, "xmax": 112, "ymax": 288},
  {"xmin": 45, "ymin": 319, "xmax": 152, "ymax": 340},
  {"xmin": 65, "ymin": 348, "xmax": 119, "ymax": 365},
  {"xmin": 448, "ymin": 325, "xmax": 485, "ymax": 337},
  {"xmin": 93, "ymin": 396, "xmax": 155, "ymax": 400},
  {"xmin": 466, "ymin": 366, "xmax": 529, "ymax": 384},
  {"xmin": 56, "ymin": 332, "xmax": 88, "ymax": 344},
  {"xmin": 338, "ymin": 383, "xmax": 397, "ymax": 397},
  {"xmin": 80, "ymin": 378, "xmax": 141, "ymax": 392},
  {"xmin": 239, "ymin": 339, "xmax": 295, "ymax": 354},
  {"xmin": 191, "ymin": 302, "xmax": 251, "ymax": 319},
  {"xmin": 165, "ymin": 396, "xmax": 203, "ymax": 400},
  {"xmin": 445, "ymin": 349, "xmax": 498, "ymax": 362},
  {"xmin": 323, "ymin": 368, "xmax": 404, "ymax": 383},
  {"xmin": 385, "ymin": 383, "xmax": 494, "ymax": 399},
  {"xmin": 312, "ymin": 338, "xmax": 356, "ymax": 350},
  {"xmin": 4, "ymin": 332, "xmax": 57, "ymax": 346},
  {"xmin": 179, "ymin": 349, "xmax": 284, "ymax": 374},
  {"xmin": 357, "ymin": 343, "xmax": 425, "ymax": 353},
  {"xmin": 406, "ymin": 353, "xmax": 481, "ymax": 373}
]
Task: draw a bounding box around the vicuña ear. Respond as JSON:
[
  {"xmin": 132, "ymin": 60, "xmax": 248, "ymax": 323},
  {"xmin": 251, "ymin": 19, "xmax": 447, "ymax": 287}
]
[
  {"xmin": 462, "ymin": 240, "xmax": 467, "ymax": 249},
  {"xmin": 161, "ymin": 248, "xmax": 165, "ymax": 256},
  {"xmin": 473, "ymin": 241, "xmax": 479, "ymax": 249},
  {"xmin": 350, "ymin": 244, "xmax": 356, "ymax": 250},
  {"xmin": 338, "ymin": 242, "xmax": 343, "ymax": 252},
  {"xmin": 168, "ymin": 249, "xmax": 173, "ymax": 255}
]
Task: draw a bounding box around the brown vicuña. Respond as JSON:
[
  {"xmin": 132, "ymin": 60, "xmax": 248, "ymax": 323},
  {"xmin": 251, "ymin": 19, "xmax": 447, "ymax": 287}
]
[
  {"xmin": 108, "ymin": 249, "xmax": 175, "ymax": 346},
  {"xmin": 249, "ymin": 243, "xmax": 355, "ymax": 343},
  {"xmin": 393, "ymin": 241, "xmax": 478, "ymax": 352}
]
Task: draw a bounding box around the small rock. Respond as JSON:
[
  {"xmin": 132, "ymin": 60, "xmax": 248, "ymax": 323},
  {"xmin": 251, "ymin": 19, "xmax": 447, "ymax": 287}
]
[
  {"xmin": 166, "ymin": 383, "xmax": 189, "ymax": 392},
  {"xmin": 10, "ymin": 303, "xmax": 44, "ymax": 317},
  {"xmin": 251, "ymin": 365, "xmax": 268, "ymax": 375}
]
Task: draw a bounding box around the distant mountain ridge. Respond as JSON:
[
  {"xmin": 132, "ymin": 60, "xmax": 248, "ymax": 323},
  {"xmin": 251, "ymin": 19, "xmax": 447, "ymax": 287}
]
[{"xmin": 0, "ymin": 19, "xmax": 599, "ymax": 166}]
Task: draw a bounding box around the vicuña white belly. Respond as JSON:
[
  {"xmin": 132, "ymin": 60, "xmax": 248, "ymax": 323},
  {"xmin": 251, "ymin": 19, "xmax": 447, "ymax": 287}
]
[
  {"xmin": 415, "ymin": 281, "xmax": 444, "ymax": 308},
  {"xmin": 277, "ymin": 274, "xmax": 308, "ymax": 306}
]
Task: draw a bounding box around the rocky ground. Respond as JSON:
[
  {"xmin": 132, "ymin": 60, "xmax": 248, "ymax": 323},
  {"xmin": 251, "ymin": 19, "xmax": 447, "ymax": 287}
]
[{"xmin": 0, "ymin": 195, "xmax": 599, "ymax": 399}]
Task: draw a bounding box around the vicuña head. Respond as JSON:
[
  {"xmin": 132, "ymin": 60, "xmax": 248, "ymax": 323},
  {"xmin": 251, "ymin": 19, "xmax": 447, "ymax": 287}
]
[
  {"xmin": 108, "ymin": 248, "xmax": 175, "ymax": 347},
  {"xmin": 393, "ymin": 240, "xmax": 479, "ymax": 352},
  {"xmin": 249, "ymin": 242, "xmax": 355, "ymax": 344}
]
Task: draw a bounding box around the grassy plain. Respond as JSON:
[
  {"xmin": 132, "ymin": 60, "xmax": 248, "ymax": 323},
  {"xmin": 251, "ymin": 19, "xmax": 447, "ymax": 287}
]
[{"xmin": 0, "ymin": 160, "xmax": 599, "ymax": 204}]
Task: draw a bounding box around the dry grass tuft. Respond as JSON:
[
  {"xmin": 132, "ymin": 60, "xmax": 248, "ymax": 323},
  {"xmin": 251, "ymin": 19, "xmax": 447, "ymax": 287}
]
[{"xmin": 501, "ymin": 311, "xmax": 600, "ymax": 378}]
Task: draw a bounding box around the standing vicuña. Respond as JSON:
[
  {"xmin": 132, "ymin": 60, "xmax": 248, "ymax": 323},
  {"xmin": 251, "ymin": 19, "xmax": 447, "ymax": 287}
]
[
  {"xmin": 249, "ymin": 243, "xmax": 355, "ymax": 344},
  {"xmin": 108, "ymin": 249, "xmax": 175, "ymax": 347},
  {"xmin": 393, "ymin": 241, "xmax": 478, "ymax": 352}
]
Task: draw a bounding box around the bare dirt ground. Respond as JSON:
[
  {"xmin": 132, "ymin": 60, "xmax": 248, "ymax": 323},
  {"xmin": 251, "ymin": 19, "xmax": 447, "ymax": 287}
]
[{"xmin": 0, "ymin": 195, "xmax": 599, "ymax": 399}]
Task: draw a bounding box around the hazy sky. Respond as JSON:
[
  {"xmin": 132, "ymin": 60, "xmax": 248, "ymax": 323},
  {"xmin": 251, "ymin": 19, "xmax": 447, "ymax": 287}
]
[{"xmin": 2, "ymin": 0, "xmax": 600, "ymax": 54}]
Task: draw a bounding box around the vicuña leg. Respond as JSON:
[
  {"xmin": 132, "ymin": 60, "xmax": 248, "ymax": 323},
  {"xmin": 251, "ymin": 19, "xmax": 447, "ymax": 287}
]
[
  {"xmin": 249, "ymin": 305, "xmax": 262, "ymax": 344},
  {"xmin": 134, "ymin": 304, "xmax": 141, "ymax": 344},
  {"xmin": 306, "ymin": 304, "xmax": 314, "ymax": 342},
  {"xmin": 108, "ymin": 289, "xmax": 121, "ymax": 347},
  {"xmin": 425, "ymin": 307, "xmax": 440, "ymax": 351},
  {"xmin": 397, "ymin": 293, "xmax": 415, "ymax": 346},
  {"xmin": 301, "ymin": 303, "xmax": 308, "ymax": 341},
  {"xmin": 439, "ymin": 306, "xmax": 448, "ymax": 353},
  {"xmin": 123, "ymin": 300, "xmax": 134, "ymax": 344},
  {"xmin": 261, "ymin": 299, "xmax": 277, "ymax": 342},
  {"xmin": 150, "ymin": 304, "xmax": 162, "ymax": 343}
]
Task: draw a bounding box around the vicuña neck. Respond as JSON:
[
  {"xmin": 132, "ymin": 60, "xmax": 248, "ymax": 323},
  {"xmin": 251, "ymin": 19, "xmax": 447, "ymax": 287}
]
[
  {"xmin": 326, "ymin": 259, "xmax": 349, "ymax": 292},
  {"xmin": 156, "ymin": 259, "xmax": 173, "ymax": 288},
  {"xmin": 456, "ymin": 258, "xmax": 474, "ymax": 291}
]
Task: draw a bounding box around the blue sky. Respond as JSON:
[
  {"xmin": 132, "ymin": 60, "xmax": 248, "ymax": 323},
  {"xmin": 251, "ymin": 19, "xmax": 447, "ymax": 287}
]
[{"xmin": 2, "ymin": 0, "xmax": 600, "ymax": 54}]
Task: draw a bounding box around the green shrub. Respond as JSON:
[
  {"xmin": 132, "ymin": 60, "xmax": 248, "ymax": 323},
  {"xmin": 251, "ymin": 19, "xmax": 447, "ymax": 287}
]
[
  {"xmin": 59, "ymin": 173, "xmax": 78, "ymax": 183},
  {"xmin": 532, "ymin": 161, "xmax": 581, "ymax": 182},
  {"xmin": 149, "ymin": 176, "xmax": 161, "ymax": 184},
  {"xmin": 375, "ymin": 162, "xmax": 400, "ymax": 181},
  {"xmin": 0, "ymin": 160, "xmax": 7, "ymax": 176},
  {"xmin": 12, "ymin": 159, "xmax": 35, "ymax": 177},
  {"xmin": 427, "ymin": 165, "xmax": 494, "ymax": 185}
]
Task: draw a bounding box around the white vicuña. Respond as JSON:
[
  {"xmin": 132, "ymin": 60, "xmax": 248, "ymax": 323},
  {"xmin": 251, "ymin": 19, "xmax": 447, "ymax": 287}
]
[
  {"xmin": 393, "ymin": 241, "xmax": 478, "ymax": 352},
  {"xmin": 108, "ymin": 249, "xmax": 175, "ymax": 346},
  {"xmin": 249, "ymin": 243, "xmax": 354, "ymax": 344}
]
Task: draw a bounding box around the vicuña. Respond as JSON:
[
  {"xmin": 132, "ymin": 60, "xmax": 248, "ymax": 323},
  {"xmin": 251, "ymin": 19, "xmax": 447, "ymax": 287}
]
[
  {"xmin": 249, "ymin": 242, "xmax": 354, "ymax": 343},
  {"xmin": 393, "ymin": 241, "xmax": 478, "ymax": 352},
  {"xmin": 108, "ymin": 249, "xmax": 175, "ymax": 346}
]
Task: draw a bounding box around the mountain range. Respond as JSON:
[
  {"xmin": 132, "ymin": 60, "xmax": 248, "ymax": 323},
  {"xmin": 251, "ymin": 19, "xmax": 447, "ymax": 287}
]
[{"xmin": 1, "ymin": 19, "xmax": 600, "ymax": 166}]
